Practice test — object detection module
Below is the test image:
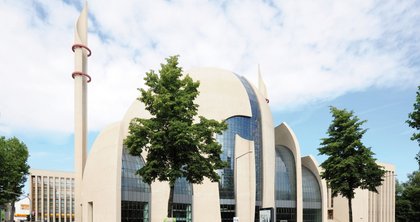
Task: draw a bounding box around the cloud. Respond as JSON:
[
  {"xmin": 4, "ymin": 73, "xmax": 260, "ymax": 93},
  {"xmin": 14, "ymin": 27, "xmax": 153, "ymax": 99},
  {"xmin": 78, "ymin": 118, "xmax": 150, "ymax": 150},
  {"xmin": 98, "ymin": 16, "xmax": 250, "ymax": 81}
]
[{"xmin": 0, "ymin": 0, "xmax": 419, "ymax": 133}]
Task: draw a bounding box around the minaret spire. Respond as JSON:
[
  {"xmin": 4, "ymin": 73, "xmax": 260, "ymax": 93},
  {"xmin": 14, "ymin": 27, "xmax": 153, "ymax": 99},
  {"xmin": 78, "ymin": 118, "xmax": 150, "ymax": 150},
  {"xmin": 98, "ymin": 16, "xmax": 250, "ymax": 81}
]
[
  {"xmin": 257, "ymin": 64, "xmax": 269, "ymax": 103},
  {"xmin": 72, "ymin": 2, "xmax": 90, "ymax": 222}
]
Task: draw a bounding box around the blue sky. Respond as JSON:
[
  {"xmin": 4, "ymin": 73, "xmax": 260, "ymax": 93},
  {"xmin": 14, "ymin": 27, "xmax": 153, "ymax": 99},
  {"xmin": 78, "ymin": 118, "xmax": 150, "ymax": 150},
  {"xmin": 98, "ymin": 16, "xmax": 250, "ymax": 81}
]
[{"xmin": 0, "ymin": 0, "xmax": 419, "ymax": 184}]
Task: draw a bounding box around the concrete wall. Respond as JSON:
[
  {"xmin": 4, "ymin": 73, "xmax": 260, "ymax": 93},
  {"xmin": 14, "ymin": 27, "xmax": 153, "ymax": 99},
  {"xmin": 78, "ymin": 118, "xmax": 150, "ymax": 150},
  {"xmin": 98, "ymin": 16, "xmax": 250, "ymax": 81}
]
[{"xmin": 81, "ymin": 123, "xmax": 122, "ymax": 222}]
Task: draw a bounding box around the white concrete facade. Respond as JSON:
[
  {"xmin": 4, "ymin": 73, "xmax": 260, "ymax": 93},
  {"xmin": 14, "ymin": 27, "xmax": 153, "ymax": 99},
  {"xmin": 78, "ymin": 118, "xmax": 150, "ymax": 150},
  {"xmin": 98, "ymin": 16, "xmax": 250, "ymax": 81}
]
[
  {"xmin": 68, "ymin": 5, "xmax": 397, "ymax": 222},
  {"xmin": 78, "ymin": 67, "xmax": 330, "ymax": 222},
  {"xmin": 329, "ymin": 163, "xmax": 396, "ymax": 222}
]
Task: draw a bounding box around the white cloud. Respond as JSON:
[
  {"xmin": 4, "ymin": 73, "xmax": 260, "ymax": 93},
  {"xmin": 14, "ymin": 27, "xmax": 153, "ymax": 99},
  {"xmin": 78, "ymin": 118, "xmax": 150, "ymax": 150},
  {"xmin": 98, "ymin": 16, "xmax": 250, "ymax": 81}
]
[{"xmin": 0, "ymin": 0, "xmax": 419, "ymax": 133}]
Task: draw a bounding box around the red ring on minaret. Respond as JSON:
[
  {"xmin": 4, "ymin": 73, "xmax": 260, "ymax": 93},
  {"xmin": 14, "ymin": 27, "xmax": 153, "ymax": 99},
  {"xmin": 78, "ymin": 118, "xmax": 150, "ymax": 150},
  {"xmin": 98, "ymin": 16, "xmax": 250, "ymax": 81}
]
[
  {"xmin": 72, "ymin": 44, "xmax": 92, "ymax": 57},
  {"xmin": 72, "ymin": 71, "xmax": 92, "ymax": 83}
]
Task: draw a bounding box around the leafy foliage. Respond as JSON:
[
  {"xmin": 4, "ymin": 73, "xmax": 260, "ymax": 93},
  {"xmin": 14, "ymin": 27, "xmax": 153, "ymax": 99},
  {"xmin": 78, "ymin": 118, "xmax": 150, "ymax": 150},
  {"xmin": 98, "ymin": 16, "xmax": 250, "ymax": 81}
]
[
  {"xmin": 406, "ymin": 86, "xmax": 420, "ymax": 167},
  {"xmin": 396, "ymin": 171, "xmax": 420, "ymax": 222},
  {"xmin": 124, "ymin": 56, "xmax": 227, "ymax": 217},
  {"xmin": 407, "ymin": 86, "xmax": 420, "ymax": 144},
  {"xmin": 0, "ymin": 136, "xmax": 30, "ymax": 206},
  {"xmin": 318, "ymin": 106, "xmax": 385, "ymax": 222}
]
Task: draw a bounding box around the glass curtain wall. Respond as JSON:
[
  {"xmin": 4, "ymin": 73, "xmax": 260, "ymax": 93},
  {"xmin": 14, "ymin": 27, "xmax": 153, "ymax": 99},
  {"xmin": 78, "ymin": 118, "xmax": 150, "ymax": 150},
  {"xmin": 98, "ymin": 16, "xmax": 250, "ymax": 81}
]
[
  {"xmin": 121, "ymin": 148, "xmax": 150, "ymax": 222},
  {"xmin": 172, "ymin": 177, "xmax": 193, "ymax": 222},
  {"xmin": 275, "ymin": 146, "xmax": 297, "ymax": 222},
  {"xmin": 217, "ymin": 75, "xmax": 263, "ymax": 222},
  {"xmin": 217, "ymin": 116, "xmax": 251, "ymax": 222},
  {"xmin": 302, "ymin": 167, "xmax": 322, "ymax": 222},
  {"xmin": 237, "ymin": 75, "xmax": 263, "ymax": 222}
]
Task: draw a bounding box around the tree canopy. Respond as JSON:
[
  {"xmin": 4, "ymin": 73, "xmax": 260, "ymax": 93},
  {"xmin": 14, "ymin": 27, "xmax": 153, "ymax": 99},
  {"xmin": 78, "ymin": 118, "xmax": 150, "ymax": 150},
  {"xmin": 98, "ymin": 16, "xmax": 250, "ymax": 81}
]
[
  {"xmin": 406, "ymin": 85, "xmax": 420, "ymax": 167},
  {"xmin": 124, "ymin": 56, "xmax": 227, "ymax": 218},
  {"xmin": 318, "ymin": 106, "xmax": 385, "ymax": 222},
  {"xmin": 396, "ymin": 170, "xmax": 420, "ymax": 222},
  {"xmin": 0, "ymin": 136, "xmax": 30, "ymax": 206}
]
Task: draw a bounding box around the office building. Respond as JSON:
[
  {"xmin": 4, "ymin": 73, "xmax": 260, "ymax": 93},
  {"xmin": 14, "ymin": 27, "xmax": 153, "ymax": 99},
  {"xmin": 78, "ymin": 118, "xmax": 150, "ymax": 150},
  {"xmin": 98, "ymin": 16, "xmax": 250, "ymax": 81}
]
[{"xmin": 30, "ymin": 169, "xmax": 75, "ymax": 222}]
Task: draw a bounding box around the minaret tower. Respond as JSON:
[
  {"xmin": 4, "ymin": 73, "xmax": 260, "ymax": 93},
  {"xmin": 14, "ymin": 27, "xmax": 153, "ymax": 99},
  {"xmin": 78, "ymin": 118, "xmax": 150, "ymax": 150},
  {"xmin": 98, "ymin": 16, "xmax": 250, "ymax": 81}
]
[{"xmin": 72, "ymin": 3, "xmax": 90, "ymax": 222}]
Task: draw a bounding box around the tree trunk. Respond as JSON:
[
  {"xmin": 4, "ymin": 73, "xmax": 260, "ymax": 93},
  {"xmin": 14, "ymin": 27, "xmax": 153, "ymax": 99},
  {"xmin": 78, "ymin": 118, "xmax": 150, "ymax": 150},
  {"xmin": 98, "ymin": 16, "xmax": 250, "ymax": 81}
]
[
  {"xmin": 348, "ymin": 198, "xmax": 353, "ymax": 222},
  {"xmin": 11, "ymin": 202, "xmax": 15, "ymax": 222},
  {"xmin": 167, "ymin": 184, "xmax": 175, "ymax": 219}
]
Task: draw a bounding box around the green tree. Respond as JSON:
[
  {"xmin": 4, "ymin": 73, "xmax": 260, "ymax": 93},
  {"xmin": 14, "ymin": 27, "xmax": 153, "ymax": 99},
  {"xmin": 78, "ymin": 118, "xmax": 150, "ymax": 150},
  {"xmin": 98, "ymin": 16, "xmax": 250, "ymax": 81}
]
[
  {"xmin": 406, "ymin": 86, "xmax": 420, "ymax": 167},
  {"xmin": 318, "ymin": 106, "xmax": 385, "ymax": 222},
  {"xmin": 396, "ymin": 171, "xmax": 420, "ymax": 222},
  {"xmin": 0, "ymin": 136, "xmax": 30, "ymax": 221},
  {"xmin": 124, "ymin": 56, "xmax": 227, "ymax": 219}
]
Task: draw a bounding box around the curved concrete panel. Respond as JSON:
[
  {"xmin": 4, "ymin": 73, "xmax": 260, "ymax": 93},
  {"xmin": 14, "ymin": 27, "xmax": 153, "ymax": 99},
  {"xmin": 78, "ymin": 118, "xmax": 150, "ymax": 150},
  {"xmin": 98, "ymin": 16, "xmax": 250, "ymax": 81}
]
[
  {"xmin": 301, "ymin": 155, "xmax": 328, "ymax": 222},
  {"xmin": 249, "ymin": 81, "xmax": 275, "ymax": 209},
  {"xmin": 122, "ymin": 68, "xmax": 252, "ymax": 125},
  {"xmin": 193, "ymin": 179, "xmax": 221, "ymax": 222},
  {"xmin": 82, "ymin": 122, "xmax": 122, "ymax": 222},
  {"xmin": 275, "ymin": 122, "xmax": 303, "ymax": 222},
  {"xmin": 184, "ymin": 67, "xmax": 251, "ymax": 120}
]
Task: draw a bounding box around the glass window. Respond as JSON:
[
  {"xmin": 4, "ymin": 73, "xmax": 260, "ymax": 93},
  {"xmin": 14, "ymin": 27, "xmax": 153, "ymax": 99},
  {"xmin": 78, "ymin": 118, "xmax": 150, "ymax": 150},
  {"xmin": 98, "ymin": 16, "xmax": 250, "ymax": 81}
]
[
  {"xmin": 217, "ymin": 116, "xmax": 251, "ymax": 200},
  {"xmin": 275, "ymin": 145, "xmax": 297, "ymax": 222},
  {"xmin": 121, "ymin": 147, "xmax": 151, "ymax": 221},
  {"xmin": 302, "ymin": 166, "xmax": 322, "ymax": 222},
  {"xmin": 237, "ymin": 75, "xmax": 263, "ymax": 204},
  {"xmin": 174, "ymin": 177, "xmax": 192, "ymax": 196},
  {"xmin": 121, "ymin": 201, "xmax": 149, "ymax": 222},
  {"xmin": 220, "ymin": 204, "xmax": 235, "ymax": 222},
  {"xmin": 172, "ymin": 203, "xmax": 192, "ymax": 222},
  {"xmin": 121, "ymin": 148, "xmax": 150, "ymax": 194},
  {"xmin": 171, "ymin": 177, "xmax": 193, "ymax": 220},
  {"xmin": 216, "ymin": 75, "xmax": 264, "ymax": 221}
]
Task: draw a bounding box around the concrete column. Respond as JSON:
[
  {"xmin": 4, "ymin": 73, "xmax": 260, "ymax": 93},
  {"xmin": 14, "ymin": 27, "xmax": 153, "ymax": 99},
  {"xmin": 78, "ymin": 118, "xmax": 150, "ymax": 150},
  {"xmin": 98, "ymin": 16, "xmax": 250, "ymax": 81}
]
[
  {"xmin": 59, "ymin": 178, "xmax": 62, "ymax": 222},
  {"xmin": 47, "ymin": 177, "xmax": 50, "ymax": 222},
  {"xmin": 234, "ymin": 135, "xmax": 255, "ymax": 222},
  {"xmin": 53, "ymin": 177, "xmax": 56, "ymax": 222},
  {"xmin": 35, "ymin": 176, "xmax": 38, "ymax": 221},
  {"xmin": 65, "ymin": 179, "xmax": 68, "ymax": 222},
  {"xmin": 42, "ymin": 176, "xmax": 45, "ymax": 221}
]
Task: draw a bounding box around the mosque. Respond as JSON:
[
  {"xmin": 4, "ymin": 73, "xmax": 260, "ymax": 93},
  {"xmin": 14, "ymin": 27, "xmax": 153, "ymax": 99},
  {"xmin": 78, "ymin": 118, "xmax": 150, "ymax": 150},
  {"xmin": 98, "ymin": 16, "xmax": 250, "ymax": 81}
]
[{"xmin": 68, "ymin": 4, "xmax": 393, "ymax": 222}]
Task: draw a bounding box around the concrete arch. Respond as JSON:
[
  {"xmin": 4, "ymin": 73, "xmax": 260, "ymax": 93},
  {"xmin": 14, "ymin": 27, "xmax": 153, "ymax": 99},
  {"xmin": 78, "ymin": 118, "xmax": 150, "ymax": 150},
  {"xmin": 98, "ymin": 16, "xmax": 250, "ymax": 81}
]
[
  {"xmin": 248, "ymin": 79, "xmax": 275, "ymax": 209},
  {"xmin": 301, "ymin": 155, "xmax": 328, "ymax": 222},
  {"xmin": 274, "ymin": 122, "xmax": 303, "ymax": 222}
]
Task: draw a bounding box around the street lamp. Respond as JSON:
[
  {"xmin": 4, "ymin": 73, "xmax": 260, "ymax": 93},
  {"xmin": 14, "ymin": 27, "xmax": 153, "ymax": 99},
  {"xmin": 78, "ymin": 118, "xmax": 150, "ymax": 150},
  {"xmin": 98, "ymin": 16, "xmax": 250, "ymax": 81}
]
[{"xmin": 1, "ymin": 190, "xmax": 32, "ymax": 221}]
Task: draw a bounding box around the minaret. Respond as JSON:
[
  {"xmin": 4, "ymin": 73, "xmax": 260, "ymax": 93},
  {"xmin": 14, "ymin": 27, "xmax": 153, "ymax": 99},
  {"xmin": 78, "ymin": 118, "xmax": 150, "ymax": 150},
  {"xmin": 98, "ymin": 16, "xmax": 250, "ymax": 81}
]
[
  {"xmin": 72, "ymin": 3, "xmax": 90, "ymax": 222},
  {"xmin": 257, "ymin": 65, "xmax": 269, "ymax": 103}
]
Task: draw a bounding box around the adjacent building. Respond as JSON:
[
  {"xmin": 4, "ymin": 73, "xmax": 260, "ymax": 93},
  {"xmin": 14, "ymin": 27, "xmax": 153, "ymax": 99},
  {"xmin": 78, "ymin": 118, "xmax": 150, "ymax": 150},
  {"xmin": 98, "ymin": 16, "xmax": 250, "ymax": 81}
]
[
  {"xmin": 12, "ymin": 198, "xmax": 30, "ymax": 221},
  {"xmin": 30, "ymin": 169, "xmax": 75, "ymax": 222},
  {"xmin": 327, "ymin": 163, "xmax": 396, "ymax": 222}
]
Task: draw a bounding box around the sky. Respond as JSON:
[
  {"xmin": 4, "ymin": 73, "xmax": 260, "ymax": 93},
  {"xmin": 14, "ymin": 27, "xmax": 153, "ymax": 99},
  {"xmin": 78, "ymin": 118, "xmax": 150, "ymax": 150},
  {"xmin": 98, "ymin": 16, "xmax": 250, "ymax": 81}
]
[{"xmin": 0, "ymin": 0, "xmax": 419, "ymax": 183}]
